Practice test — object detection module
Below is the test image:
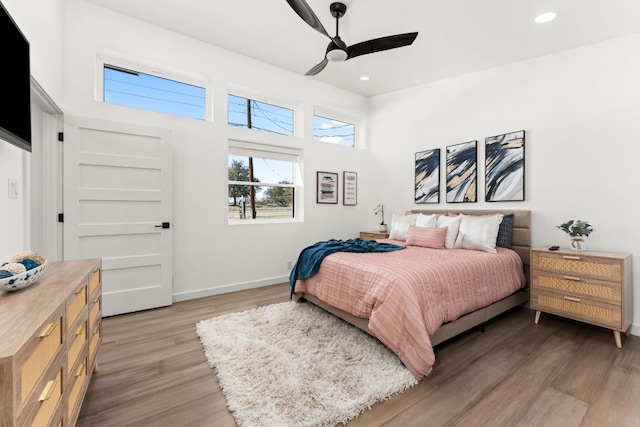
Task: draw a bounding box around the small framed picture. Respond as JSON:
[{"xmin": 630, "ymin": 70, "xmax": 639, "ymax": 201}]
[
  {"xmin": 343, "ymin": 171, "xmax": 357, "ymax": 205},
  {"xmin": 316, "ymin": 171, "xmax": 338, "ymax": 204}
]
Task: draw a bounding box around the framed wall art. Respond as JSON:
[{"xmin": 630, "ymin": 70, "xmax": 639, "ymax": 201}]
[
  {"xmin": 446, "ymin": 140, "xmax": 477, "ymax": 203},
  {"xmin": 485, "ymin": 130, "xmax": 525, "ymax": 202},
  {"xmin": 343, "ymin": 171, "xmax": 357, "ymax": 205},
  {"xmin": 415, "ymin": 149, "xmax": 440, "ymax": 203},
  {"xmin": 316, "ymin": 171, "xmax": 338, "ymax": 204}
]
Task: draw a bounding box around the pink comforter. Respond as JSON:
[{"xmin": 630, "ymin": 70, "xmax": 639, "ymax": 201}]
[{"xmin": 293, "ymin": 243, "xmax": 526, "ymax": 378}]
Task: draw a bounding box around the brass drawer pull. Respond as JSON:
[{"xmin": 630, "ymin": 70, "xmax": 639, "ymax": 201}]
[
  {"xmin": 76, "ymin": 361, "xmax": 87, "ymax": 377},
  {"xmin": 38, "ymin": 379, "xmax": 58, "ymax": 402},
  {"xmin": 94, "ymin": 326, "xmax": 101, "ymax": 335},
  {"xmin": 94, "ymin": 297, "xmax": 101, "ymax": 305},
  {"xmin": 75, "ymin": 287, "xmax": 85, "ymax": 295},
  {"xmin": 39, "ymin": 322, "xmax": 57, "ymax": 338},
  {"xmin": 563, "ymin": 296, "xmax": 581, "ymax": 302},
  {"xmin": 563, "ymin": 276, "xmax": 582, "ymax": 281},
  {"xmin": 562, "ymin": 255, "xmax": 581, "ymax": 260},
  {"xmin": 76, "ymin": 323, "xmax": 86, "ymax": 336}
]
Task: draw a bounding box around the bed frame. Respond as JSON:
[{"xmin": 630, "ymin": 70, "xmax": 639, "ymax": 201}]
[{"xmin": 304, "ymin": 209, "xmax": 531, "ymax": 346}]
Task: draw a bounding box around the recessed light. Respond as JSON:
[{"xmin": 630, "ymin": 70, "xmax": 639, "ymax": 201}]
[
  {"xmin": 534, "ymin": 12, "xmax": 557, "ymax": 23},
  {"xmin": 360, "ymin": 75, "xmax": 370, "ymax": 81}
]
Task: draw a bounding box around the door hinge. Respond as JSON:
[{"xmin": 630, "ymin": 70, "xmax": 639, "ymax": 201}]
[
  {"xmin": 58, "ymin": 213, "xmax": 64, "ymax": 223},
  {"xmin": 58, "ymin": 132, "xmax": 63, "ymax": 142}
]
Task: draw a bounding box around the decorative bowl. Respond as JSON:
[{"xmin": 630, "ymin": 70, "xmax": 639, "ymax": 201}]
[{"xmin": 0, "ymin": 261, "xmax": 47, "ymax": 292}]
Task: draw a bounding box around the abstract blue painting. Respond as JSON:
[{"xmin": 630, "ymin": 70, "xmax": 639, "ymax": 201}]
[
  {"xmin": 485, "ymin": 130, "xmax": 525, "ymax": 202},
  {"xmin": 446, "ymin": 141, "xmax": 477, "ymax": 203},
  {"xmin": 415, "ymin": 148, "xmax": 440, "ymax": 203}
]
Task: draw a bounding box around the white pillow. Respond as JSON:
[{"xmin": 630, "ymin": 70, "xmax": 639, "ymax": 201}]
[
  {"xmin": 436, "ymin": 215, "xmax": 461, "ymax": 248},
  {"xmin": 415, "ymin": 213, "xmax": 437, "ymax": 228},
  {"xmin": 454, "ymin": 214, "xmax": 504, "ymax": 253},
  {"xmin": 389, "ymin": 213, "xmax": 419, "ymax": 241}
]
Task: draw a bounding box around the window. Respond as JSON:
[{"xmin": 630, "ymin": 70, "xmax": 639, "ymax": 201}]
[
  {"xmin": 228, "ymin": 141, "xmax": 300, "ymax": 223},
  {"xmin": 313, "ymin": 114, "xmax": 355, "ymax": 147},
  {"xmin": 103, "ymin": 64, "xmax": 206, "ymax": 120},
  {"xmin": 228, "ymin": 94, "xmax": 294, "ymax": 136}
]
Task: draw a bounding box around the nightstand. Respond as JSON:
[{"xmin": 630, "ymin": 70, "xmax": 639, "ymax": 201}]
[
  {"xmin": 360, "ymin": 230, "xmax": 390, "ymax": 240},
  {"xmin": 530, "ymin": 247, "xmax": 632, "ymax": 348}
]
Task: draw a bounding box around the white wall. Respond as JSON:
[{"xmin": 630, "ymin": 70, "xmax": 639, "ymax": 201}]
[
  {"xmin": 2, "ymin": 0, "xmax": 65, "ymax": 104},
  {"xmin": 0, "ymin": 141, "xmax": 25, "ymax": 262},
  {"xmin": 1, "ymin": 0, "xmax": 65, "ymax": 262},
  {"xmin": 62, "ymin": 0, "xmax": 370, "ymax": 300},
  {"xmin": 369, "ymin": 34, "xmax": 640, "ymax": 333}
]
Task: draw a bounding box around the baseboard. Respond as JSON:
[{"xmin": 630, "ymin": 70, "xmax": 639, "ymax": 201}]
[
  {"xmin": 172, "ymin": 275, "xmax": 289, "ymax": 302},
  {"xmin": 630, "ymin": 322, "xmax": 640, "ymax": 337}
]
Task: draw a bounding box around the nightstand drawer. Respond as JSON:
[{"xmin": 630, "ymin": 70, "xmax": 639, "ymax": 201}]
[
  {"xmin": 532, "ymin": 271, "xmax": 621, "ymax": 305},
  {"xmin": 533, "ymin": 252, "xmax": 622, "ymax": 281},
  {"xmin": 360, "ymin": 231, "xmax": 389, "ymax": 240},
  {"xmin": 532, "ymin": 288, "xmax": 621, "ymax": 330}
]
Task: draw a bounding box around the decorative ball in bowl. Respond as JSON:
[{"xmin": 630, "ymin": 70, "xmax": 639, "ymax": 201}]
[{"xmin": 0, "ymin": 258, "xmax": 47, "ymax": 292}]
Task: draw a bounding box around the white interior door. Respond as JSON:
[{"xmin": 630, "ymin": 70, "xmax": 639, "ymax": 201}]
[{"xmin": 63, "ymin": 116, "xmax": 172, "ymax": 316}]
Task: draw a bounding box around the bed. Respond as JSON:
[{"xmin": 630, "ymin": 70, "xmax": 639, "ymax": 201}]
[{"xmin": 291, "ymin": 209, "xmax": 531, "ymax": 378}]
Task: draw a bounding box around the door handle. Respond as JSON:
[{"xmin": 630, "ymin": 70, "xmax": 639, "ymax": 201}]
[{"xmin": 155, "ymin": 222, "xmax": 170, "ymax": 229}]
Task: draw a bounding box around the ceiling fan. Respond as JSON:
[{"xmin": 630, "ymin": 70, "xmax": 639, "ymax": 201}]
[{"xmin": 286, "ymin": 0, "xmax": 419, "ymax": 76}]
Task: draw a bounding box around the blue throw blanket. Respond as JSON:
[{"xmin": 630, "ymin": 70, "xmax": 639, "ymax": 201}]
[{"xmin": 289, "ymin": 238, "xmax": 405, "ymax": 298}]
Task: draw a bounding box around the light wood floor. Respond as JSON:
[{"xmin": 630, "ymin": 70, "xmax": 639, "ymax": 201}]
[{"xmin": 77, "ymin": 283, "xmax": 640, "ymax": 426}]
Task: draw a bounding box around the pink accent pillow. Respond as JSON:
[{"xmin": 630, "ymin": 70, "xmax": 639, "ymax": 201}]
[{"xmin": 405, "ymin": 225, "xmax": 448, "ymax": 249}]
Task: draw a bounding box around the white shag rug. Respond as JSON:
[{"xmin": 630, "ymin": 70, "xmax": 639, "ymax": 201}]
[{"xmin": 196, "ymin": 301, "xmax": 418, "ymax": 426}]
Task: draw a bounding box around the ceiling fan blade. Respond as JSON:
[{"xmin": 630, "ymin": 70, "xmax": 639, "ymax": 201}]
[
  {"xmin": 346, "ymin": 32, "xmax": 418, "ymax": 60},
  {"xmin": 305, "ymin": 57, "xmax": 329, "ymax": 76},
  {"xmin": 285, "ymin": 0, "xmax": 331, "ymax": 39}
]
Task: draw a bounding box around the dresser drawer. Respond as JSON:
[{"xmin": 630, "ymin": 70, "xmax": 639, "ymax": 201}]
[
  {"xmin": 90, "ymin": 323, "xmax": 101, "ymax": 365},
  {"xmin": 21, "ymin": 316, "xmax": 63, "ymax": 403},
  {"xmin": 88, "ymin": 268, "xmax": 101, "ymax": 296},
  {"xmin": 68, "ymin": 356, "xmax": 88, "ymax": 422},
  {"xmin": 67, "ymin": 285, "xmax": 87, "ymax": 330},
  {"xmin": 30, "ymin": 366, "xmax": 63, "ymax": 427},
  {"xmin": 532, "ymin": 270, "xmax": 621, "ymax": 305},
  {"xmin": 89, "ymin": 294, "xmax": 101, "ymax": 329},
  {"xmin": 531, "ymin": 288, "xmax": 622, "ymax": 330},
  {"xmin": 533, "ymin": 252, "xmax": 622, "ymax": 282},
  {"xmin": 67, "ymin": 320, "xmax": 87, "ymax": 371}
]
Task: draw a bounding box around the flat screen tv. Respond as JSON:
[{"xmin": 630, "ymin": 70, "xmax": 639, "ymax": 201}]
[{"xmin": 0, "ymin": 1, "xmax": 31, "ymax": 152}]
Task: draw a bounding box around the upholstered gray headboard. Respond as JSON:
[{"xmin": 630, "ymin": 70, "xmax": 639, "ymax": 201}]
[{"xmin": 409, "ymin": 209, "xmax": 531, "ymax": 283}]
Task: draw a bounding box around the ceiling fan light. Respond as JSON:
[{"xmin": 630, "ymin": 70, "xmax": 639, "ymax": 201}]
[
  {"xmin": 326, "ymin": 48, "xmax": 348, "ymax": 62},
  {"xmin": 534, "ymin": 12, "xmax": 557, "ymax": 23}
]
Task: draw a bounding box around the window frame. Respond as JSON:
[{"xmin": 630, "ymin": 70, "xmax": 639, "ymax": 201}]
[
  {"xmin": 312, "ymin": 107, "xmax": 360, "ymax": 148},
  {"xmin": 228, "ymin": 87, "xmax": 302, "ymax": 138},
  {"xmin": 228, "ymin": 140, "xmax": 302, "ymax": 224},
  {"xmin": 96, "ymin": 54, "xmax": 213, "ymax": 121}
]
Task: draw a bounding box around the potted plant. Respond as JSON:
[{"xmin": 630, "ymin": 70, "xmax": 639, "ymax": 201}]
[
  {"xmin": 374, "ymin": 204, "xmax": 387, "ymax": 232},
  {"xmin": 556, "ymin": 220, "xmax": 594, "ymax": 251}
]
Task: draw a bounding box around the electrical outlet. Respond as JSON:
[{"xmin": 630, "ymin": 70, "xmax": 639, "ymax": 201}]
[{"xmin": 287, "ymin": 260, "xmax": 293, "ymax": 270}]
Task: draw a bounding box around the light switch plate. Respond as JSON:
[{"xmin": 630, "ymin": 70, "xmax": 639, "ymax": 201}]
[{"xmin": 8, "ymin": 178, "xmax": 19, "ymax": 199}]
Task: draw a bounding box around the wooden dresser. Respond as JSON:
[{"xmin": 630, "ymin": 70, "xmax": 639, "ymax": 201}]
[
  {"xmin": 0, "ymin": 258, "xmax": 102, "ymax": 427},
  {"xmin": 530, "ymin": 248, "xmax": 632, "ymax": 348}
]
